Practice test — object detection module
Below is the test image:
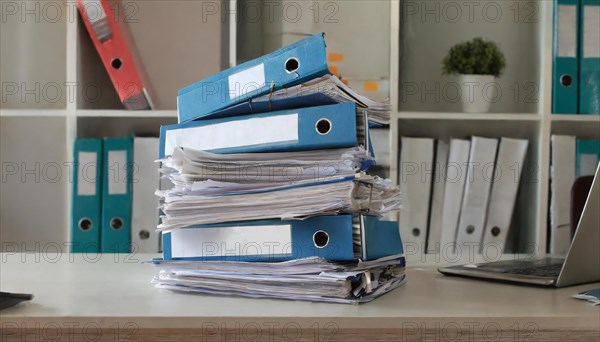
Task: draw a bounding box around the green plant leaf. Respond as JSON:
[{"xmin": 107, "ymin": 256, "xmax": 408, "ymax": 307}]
[{"xmin": 442, "ymin": 37, "xmax": 506, "ymax": 77}]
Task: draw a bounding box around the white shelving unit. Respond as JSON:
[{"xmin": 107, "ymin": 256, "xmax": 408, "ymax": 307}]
[
  {"xmin": 1, "ymin": 1, "xmax": 599, "ymax": 265},
  {"xmin": 388, "ymin": 0, "xmax": 600, "ymax": 264},
  {"xmin": 1, "ymin": 1, "xmax": 223, "ymax": 249}
]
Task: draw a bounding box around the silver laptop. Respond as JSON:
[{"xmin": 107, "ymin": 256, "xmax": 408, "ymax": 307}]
[{"xmin": 439, "ymin": 163, "xmax": 600, "ymax": 287}]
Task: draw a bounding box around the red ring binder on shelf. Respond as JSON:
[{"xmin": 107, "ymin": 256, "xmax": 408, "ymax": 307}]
[{"xmin": 77, "ymin": 0, "xmax": 156, "ymax": 110}]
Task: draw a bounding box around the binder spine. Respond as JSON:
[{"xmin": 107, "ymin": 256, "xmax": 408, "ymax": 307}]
[
  {"xmin": 131, "ymin": 138, "xmax": 161, "ymax": 253},
  {"xmin": 160, "ymin": 103, "xmax": 357, "ymax": 158},
  {"xmin": 101, "ymin": 137, "xmax": 133, "ymax": 253},
  {"xmin": 455, "ymin": 137, "xmax": 499, "ymax": 253},
  {"xmin": 552, "ymin": 0, "xmax": 580, "ymax": 114},
  {"xmin": 550, "ymin": 135, "xmax": 576, "ymax": 255},
  {"xmin": 579, "ymin": 0, "xmax": 600, "ymax": 114},
  {"xmin": 71, "ymin": 139, "xmax": 103, "ymax": 253},
  {"xmin": 482, "ymin": 138, "xmax": 528, "ymax": 252},
  {"xmin": 162, "ymin": 215, "xmax": 355, "ymax": 261},
  {"xmin": 427, "ymin": 140, "xmax": 449, "ymax": 254},
  {"xmin": 398, "ymin": 137, "xmax": 434, "ymax": 254},
  {"xmin": 439, "ymin": 139, "xmax": 471, "ymax": 253}
]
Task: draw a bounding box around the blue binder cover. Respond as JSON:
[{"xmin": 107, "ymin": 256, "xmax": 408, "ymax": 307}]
[
  {"xmin": 191, "ymin": 92, "xmax": 339, "ymax": 122},
  {"xmin": 101, "ymin": 137, "xmax": 133, "ymax": 253},
  {"xmin": 361, "ymin": 216, "xmax": 404, "ymax": 261},
  {"xmin": 159, "ymin": 103, "xmax": 357, "ymax": 158},
  {"xmin": 553, "ymin": 0, "xmax": 580, "ymax": 114},
  {"xmin": 579, "ymin": 0, "xmax": 600, "ymax": 114},
  {"xmin": 71, "ymin": 139, "xmax": 103, "ymax": 253},
  {"xmin": 576, "ymin": 139, "xmax": 600, "ymax": 176},
  {"xmin": 162, "ymin": 215, "xmax": 355, "ymax": 261},
  {"xmin": 177, "ymin": 33, "xmax": 329, "ymax": 122},
  {"xmin": 186, "ymin": 92, "xmax": 388, "ymax": 126}
]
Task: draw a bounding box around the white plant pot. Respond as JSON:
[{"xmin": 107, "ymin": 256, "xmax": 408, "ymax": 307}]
[{"xmin": 459, "ymin": 74, "xmax": 496, "ymax": 113}]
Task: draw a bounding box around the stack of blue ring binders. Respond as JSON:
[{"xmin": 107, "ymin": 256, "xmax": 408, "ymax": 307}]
[{"xmin": 150, "ymin": 33, "xmax": 407, "ymax": 304}]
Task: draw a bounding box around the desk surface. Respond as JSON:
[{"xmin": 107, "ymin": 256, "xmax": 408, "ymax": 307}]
[{"xmin": 1, "ymin": 253, "xmax": 599, "ymax": 341}]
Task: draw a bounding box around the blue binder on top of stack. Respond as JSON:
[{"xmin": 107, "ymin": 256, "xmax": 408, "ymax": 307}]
[
  {"xmin": 151, "ymin": 33, "xmax": 405, "ymax": 304},
  {"xmin": 177, "ymin": 33, "xmax": 329, "ymax": 123}
]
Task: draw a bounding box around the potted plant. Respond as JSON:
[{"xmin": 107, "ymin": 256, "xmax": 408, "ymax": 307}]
[{"xmin": 442, "ymin": 38, "xmax": 506, "ymax": 113}]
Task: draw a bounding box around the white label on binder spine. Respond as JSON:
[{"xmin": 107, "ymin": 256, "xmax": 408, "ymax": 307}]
[
  {"xmin": 77, "ymin": 152, "xmax": 97, "ymax": 196},
  {"xmin": 580, "ymin": 154, "xmax": 599, "ymax": 176},
  {"xmin": 584, "ymin": 6, "xmax": 600, "ymax": 58},
  {"xmin": 108, "ymin": 151, "xmax": 127, "ymax": 195},
  {"xmin": 228, "ymin": 64, "xmax": 266, "ymax": 99},
  {"xmin": 164, "ymin": 114, "xmax": 299, "ymax": 156},
  {"xmin": 171, "ymin": 224, "xmax": 293, "ymax": 258},
  {"xmin": 558, "ymin": 5, "xmax": 577, "ymax": 58},
  {"xmin": 82, "ymin": 0, "xmax": 107, "ymax": 23}
]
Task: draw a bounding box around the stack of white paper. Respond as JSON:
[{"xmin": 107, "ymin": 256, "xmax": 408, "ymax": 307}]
[
  {"xmin": 161, "ymin": 146, "xmax": 373, "ymax": 186},
  {"xmin": 157, "ymin": 172, "xmax": 401, "ymax": 230},
  {"xmin": 252, "ymin": 74, "xmax": 391, "ymax": 124},
  {"xmin": 156, "ymin": 146, "xmax": 401, "ymax": 230},
  {"xmin": 151, "ymin": 254, "xmax": 406, "ymax": 304}
]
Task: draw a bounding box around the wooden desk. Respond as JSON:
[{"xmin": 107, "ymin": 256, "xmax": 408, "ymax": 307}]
[{"xmin": 1, "ymin": 253, "xmax": 598, "ymax": 341}]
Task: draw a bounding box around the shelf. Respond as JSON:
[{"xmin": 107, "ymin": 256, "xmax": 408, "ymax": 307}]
[
  {"xmin": 551, "ymin": 115, "xmax": 600, "ymax": 122},
  {"xmin": 0, "ymin": 0, "xmax": 571, "ymax": 266},
  {"xmin": 1, "ymin": 5, "xmax": 67, "ymax": 110},
  {"xmin": 397, "ymin": 0, "xmax": 544, "ymax": 114},
  {"xmin": 76, "ymin": 109, "xmax": 177, "ymax": 118},
  {"xmin": 76, "ymin": 116, "xmax": 177, "ymax": 138},
  {"xmin": 0, "ymin": 109, "xmax": 66, "ymax": 117},
  {"xmin": 1, "ymin": 117, "xmax": 68, "ymax": 247},
  {"xmin": 394, "ymin": 112, "xmax": 541, "ymax": 121},
  {"xmin": 551, "ymin": 117, "xmax": 600, "ymax": 139},
  {"xmin": 392, "ymin": 118, "xmax": 542, "ymax": 254},
  {"xmin": 75, "ymin": 2, "xmax": 226, "ymax": 110}
]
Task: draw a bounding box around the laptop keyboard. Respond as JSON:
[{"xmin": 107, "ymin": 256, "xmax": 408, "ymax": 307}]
[
  {"xmin": 505, "ymin": 264, "xmax": 563, "ymax": 278},
  {"xmin": 467, "ymin": 258, "xmax": 566, "ymax": 279}
]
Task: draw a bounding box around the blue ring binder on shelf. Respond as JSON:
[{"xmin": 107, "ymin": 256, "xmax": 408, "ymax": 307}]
[{"xmin": 71, "ymin": 139, "xmax": 103, "ymax": 253}]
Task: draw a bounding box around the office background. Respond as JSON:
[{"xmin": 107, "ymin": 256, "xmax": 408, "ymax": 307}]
[{"xmin": 1, "ymin": 0, "xmax": 599, "ymax": 264}]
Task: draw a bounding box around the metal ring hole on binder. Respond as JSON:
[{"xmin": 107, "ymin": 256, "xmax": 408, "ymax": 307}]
[
  {"xmin": 284, "ymin": 57, "xmax": 300, "ymax": 73},
  {"xmin": 466, "ymin": 225, "xmax": 475, "ymax": 234},
  {"xmin": 560, "ymin": 74, "xmax": 573, "ymax": 87},
  {"xmin": 315, "ymin": 118, "xmax": 332, "ymax": 135},
  {"xmin": 110, "ymin": 217, "xmax": 124, "ymax": 230},
  {"xmin": 313, "ymin": 230, "xmax": 329, "ymax": 248},
  {"xmin": 411, "ymin": 228, "xmax": 420, "ymax": 237},
  {"xmin": 491, "ymin": 226, "xmax": 501, "ymax": 237},
  {"xmin": 139, "ymin": 230, "xmax": 150, "ymax": 240},
  {"xmin": 78, "ymin": 218, "xmax": 93, "ymax": 232},
  {"xmin": 111, "ymin": 58, "xmax": 123, "ymax": 70}
]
